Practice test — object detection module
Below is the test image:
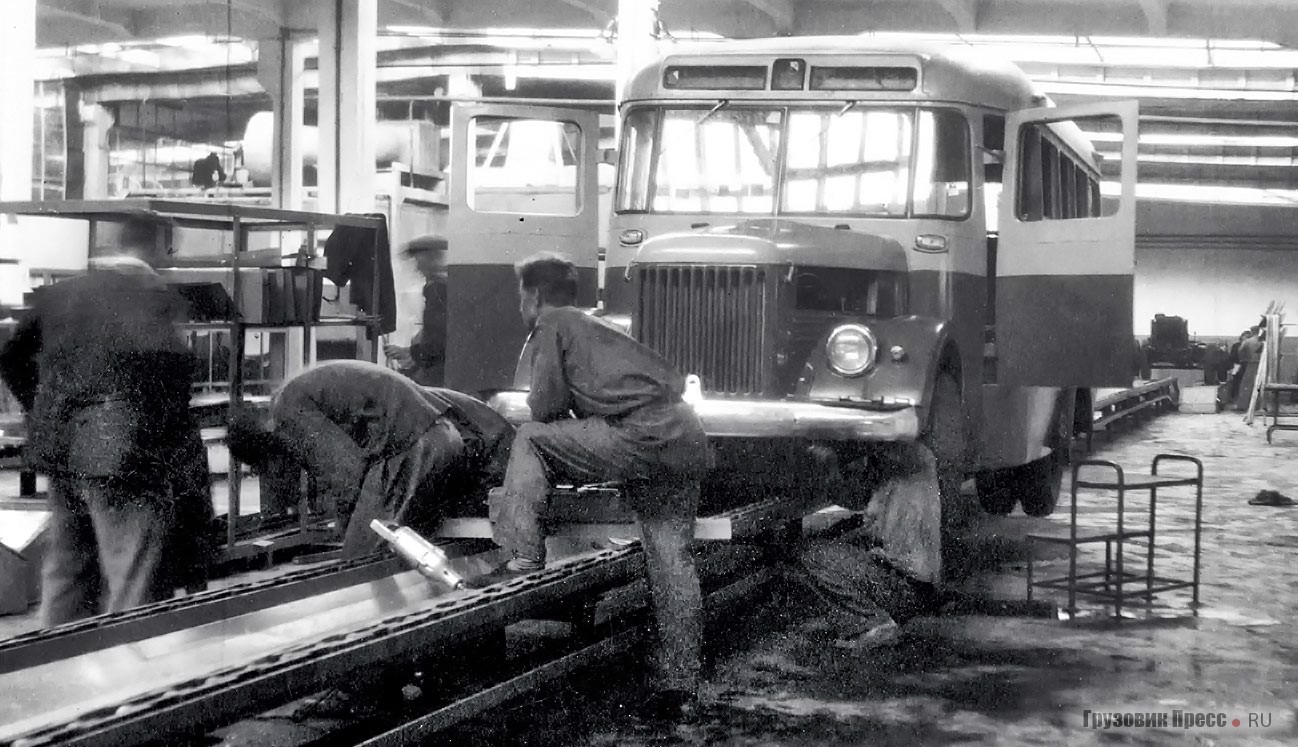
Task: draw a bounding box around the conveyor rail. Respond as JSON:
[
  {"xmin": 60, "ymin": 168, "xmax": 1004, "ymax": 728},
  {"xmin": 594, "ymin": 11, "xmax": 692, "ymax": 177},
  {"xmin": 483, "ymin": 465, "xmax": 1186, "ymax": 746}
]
[
  {"xmin": 0, "ymin": 555, "xmax": 402, "ymax": 674},
  {"xmin": 0, "ymin": 546, "xmax": 643, "ymax": 747}
]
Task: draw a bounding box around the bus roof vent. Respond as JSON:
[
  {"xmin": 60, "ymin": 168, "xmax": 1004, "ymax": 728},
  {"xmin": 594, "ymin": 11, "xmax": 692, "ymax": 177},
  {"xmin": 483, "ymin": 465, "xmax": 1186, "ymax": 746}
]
[
  {"xmin": 663, "ymin": 65, "xmax": 768, "ymax": 91},
  {"xmin": 809, "ymin": 66, "xmax": 918, "ymax": 92}
]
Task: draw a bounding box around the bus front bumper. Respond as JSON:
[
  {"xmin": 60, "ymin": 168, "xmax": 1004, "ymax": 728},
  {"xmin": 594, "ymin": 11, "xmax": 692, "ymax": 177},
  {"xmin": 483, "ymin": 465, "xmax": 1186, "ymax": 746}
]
[{"xmin": 486, "ymin": 392, "xmax": 921, "ymax": 442}]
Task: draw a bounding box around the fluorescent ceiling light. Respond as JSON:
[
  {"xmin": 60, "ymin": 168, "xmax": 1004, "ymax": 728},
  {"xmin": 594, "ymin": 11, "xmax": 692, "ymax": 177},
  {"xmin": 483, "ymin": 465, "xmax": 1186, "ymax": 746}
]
[
  {"xmin": 859, "ymin": 31, "xmax": 1298, "ymax": 69},
  {"xmin": 1101, "ymin": 181, "xmax": 1298, "ymax": 206},
  {"xmin": 1097, "ymin": 153, "xmax": 1298, "ymax": 167},
  {"xmin": 1084, "ymin": 132, "xmax": 1298, "ymax": 148},
  {"xmin": 1036, "ymin": 79, "xmax": 1298, "ymax": 101}
]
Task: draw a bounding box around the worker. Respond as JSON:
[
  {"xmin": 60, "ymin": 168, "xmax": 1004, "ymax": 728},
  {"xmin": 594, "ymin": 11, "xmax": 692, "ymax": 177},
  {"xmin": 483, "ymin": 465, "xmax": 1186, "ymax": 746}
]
[
  {"xmin": 384, "ymin": 235, "xmax": 447, "ymax": 386},
  {"xmin": 468, "ymin": 252, "xmax": 710, "ymax": 721},
  {"xmin": 190, "ymin": 152, "xmax": 225, "ymax": 190},
  {"xmin": 0, "ymin": 212, "xmax": 213, "ymax": 625},
  {"xmin": 1234, "ymin": 327, "xmax": 1266, "ymax": 411},
  {"xmin": 225, "ymin": 360, "xmax": 511, "ymax": 559}
]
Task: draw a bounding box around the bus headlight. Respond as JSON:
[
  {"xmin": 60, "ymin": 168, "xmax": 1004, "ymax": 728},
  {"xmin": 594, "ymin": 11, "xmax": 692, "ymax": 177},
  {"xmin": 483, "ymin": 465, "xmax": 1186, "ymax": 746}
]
[{"xmin": 825, "ymin": 324, "xmax": 877, "ymax": 377}]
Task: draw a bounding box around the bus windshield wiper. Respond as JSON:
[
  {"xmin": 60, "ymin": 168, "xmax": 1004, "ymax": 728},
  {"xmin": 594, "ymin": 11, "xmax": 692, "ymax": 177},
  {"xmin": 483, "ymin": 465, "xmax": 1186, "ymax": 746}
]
[
  {"xmin": 698, "ymin": 100, "xmax": 730, "ymax": 124},
  {"xmin": 835, "ymin": 100, "xmax": 859, "ymax": 118}
]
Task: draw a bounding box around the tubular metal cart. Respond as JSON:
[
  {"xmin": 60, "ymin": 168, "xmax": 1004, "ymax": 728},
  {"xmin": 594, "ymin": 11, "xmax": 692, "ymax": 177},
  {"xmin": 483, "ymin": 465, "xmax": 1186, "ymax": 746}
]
[{"xmin": 1027, "ymin": 455, "xmax": 1204, "ymax": 617}]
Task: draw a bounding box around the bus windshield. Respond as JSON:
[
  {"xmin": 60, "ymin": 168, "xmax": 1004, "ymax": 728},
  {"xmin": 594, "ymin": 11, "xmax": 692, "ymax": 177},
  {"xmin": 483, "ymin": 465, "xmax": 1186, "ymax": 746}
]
[{"xmin": 617, "ymin": 104, "xmax": 970, "ymax": 219}]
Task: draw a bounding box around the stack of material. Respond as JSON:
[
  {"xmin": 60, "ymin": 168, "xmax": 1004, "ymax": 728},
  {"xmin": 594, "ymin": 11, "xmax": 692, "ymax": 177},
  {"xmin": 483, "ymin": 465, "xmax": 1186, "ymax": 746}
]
[{"xmin": 1179, "ymin": 385, "xmax": 1222, "ymax": 414}]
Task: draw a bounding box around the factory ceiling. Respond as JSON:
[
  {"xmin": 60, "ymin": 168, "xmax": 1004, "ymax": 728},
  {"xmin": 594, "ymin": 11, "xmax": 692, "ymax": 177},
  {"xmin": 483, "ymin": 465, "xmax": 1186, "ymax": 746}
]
[{"xmin": 32, "ymin": 0, "xmax": 1298, "ymax": 201}]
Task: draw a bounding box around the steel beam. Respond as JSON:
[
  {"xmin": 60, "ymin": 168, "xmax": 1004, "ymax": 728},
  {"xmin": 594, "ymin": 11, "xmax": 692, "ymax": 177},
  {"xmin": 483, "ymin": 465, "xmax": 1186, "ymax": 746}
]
[
  {"xmin": 0, "ymin": 557, "xmax": 402, "ymax": 674},
  {"xmin": 0, "ymin": 547, "xmax": 641, "ymax": 747}
]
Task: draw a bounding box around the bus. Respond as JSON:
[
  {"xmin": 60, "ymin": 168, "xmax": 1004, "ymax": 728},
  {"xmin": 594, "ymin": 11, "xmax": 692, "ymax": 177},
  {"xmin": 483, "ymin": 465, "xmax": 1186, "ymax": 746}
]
[{"xmin": 445, "ymin": 37, "xmax": 1138, "ymax": 521}]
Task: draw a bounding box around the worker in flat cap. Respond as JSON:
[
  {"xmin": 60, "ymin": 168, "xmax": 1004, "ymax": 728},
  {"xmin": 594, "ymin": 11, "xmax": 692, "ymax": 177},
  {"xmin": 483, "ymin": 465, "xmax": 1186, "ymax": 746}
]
[{"xmin": 384, "ymin": 235, "xmax": 448, "ymax": 387}]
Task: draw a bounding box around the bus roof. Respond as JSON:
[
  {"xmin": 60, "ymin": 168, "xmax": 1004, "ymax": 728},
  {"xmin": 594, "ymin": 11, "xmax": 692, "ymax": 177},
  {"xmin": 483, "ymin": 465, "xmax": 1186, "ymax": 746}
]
[{"xmin": 623, "ymin": 36, "xmax": 1046, "ymax": 112}]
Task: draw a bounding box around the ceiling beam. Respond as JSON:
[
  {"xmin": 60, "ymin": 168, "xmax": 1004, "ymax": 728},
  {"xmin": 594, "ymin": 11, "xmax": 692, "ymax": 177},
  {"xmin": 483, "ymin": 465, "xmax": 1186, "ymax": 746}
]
[
  {"xmin": 1138, "ymin": 0, "xmax": 1169, "ymax": 36},
  {"xmin": 198, "ymin": 0, "xmax": 286, "ymax": 28},
  {"xmin": 384, "ymin": 0, "xmax": 447, "ymax": 25},
  {"xmin": 935, "ymin": 0, "xmax": 979, "ymax": 34},
  {"xmin": 555, "ymin": 0, "xmax": 612, "ymax": 24},
  {"xmin": 742, "ymin": 0, "xmax": 796, "ymax": 35},
  {"xmin": 38, "ymin": 2, "xmax": 134, "ymax": 39}
]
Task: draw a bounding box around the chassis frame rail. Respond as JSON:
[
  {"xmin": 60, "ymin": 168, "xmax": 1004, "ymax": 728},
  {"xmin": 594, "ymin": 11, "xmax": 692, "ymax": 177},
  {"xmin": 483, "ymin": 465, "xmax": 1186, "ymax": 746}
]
[{"xmin": 1087, "ymin": 378, "xmax": 1180, "ymax": 448}]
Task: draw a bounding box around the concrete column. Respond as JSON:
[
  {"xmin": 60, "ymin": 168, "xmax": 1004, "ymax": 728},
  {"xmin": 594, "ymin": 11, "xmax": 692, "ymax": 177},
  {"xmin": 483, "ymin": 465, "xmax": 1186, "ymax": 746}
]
[
  {"xmin": 0, "ymin": 0, "xmax": 36, "ymax": 201},
  {"xmin": 315, "ymin": 0, "xmax": 377, "ymax": 215},
  {"xmin": 80, "ymin": 104, "xmax": 114, "ymax": 199},
  {"xmin": 615, "ymin": 0, "xmax": 660, "ymax": 107},
  {"xmin": 257, "ymin": 32, "xmax": 307, "ymax": 211},
  {"xmin": 0, "ymin": 1, "xmax": 36, "ymax": 307}
]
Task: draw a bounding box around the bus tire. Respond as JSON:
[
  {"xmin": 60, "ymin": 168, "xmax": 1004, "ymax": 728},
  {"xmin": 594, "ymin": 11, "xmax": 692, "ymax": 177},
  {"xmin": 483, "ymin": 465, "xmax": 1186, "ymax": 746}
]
[
  {"xmin": 1019, "ymin": 453, "xmax": 1065, "ymax": 517},
  {"xmin": 974, "ymin": 474, "xmax": 1018, "ymax": 516},
  {"xmin": 977, "ymin": 452, "xmax": 1065, "ymax": 518},
  {"xmin": 923, "ymin": 369, "xmax": 968, "ymax": 531}
]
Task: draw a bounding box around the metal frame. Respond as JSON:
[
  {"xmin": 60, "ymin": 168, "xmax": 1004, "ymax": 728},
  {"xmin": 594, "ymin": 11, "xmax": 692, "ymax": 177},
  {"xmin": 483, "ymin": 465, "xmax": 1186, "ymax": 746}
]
[
  {"xmin": 1087, "ymin": 377, "xmax": 1180, "ymax": 449},
  {"xmin": 1026, "ymin": 454, "xmax": 1203, "ymax": 617},
  {"xmin": 0, "ymin": 200, "xmax": 387, "ymax": 563},
  {"xmin": 433, "ymin": 490, "xmax": 830, "ymax": 542},
  {"xmin": 0, "ymin": 556, "xmax": 402, "ymax": 673},
  {"xmin": 0, "ymin": 547, "xmax": 644, "ymax": 747}
]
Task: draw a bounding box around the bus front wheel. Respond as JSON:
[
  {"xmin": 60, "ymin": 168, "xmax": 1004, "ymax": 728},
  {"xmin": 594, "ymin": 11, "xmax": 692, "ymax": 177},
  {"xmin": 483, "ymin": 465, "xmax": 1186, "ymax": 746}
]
[
  {"xmin": 923, "ymin": 370, "xmax": 969, "ymax": 530},
  {"xmin": 975, "ymin": 451, "xmax": 1066, "ymax": 517}
]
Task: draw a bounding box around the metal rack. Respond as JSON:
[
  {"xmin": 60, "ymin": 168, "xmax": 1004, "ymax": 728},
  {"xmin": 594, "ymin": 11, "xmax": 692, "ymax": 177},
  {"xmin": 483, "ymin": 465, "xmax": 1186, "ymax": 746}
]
[
  {"xmin": 0, "ymin": 200, "xmax": 388, "ymax": 563},
  {"xmin": 1026, "ymin": 455, "xmax": 1204, "ymax": 617}
]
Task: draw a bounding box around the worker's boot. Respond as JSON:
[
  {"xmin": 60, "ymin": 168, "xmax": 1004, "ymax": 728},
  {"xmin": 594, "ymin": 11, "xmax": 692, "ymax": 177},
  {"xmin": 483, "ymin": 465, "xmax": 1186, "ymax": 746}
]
[{"xmin": 464, "ymin": 557, "xmax": 545, "ymax": 589}]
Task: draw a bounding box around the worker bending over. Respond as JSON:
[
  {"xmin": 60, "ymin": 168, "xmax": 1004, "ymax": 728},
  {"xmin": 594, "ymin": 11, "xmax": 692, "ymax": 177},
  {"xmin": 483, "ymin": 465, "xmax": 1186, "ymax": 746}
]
[
  {"xmin": 469, "ymin": 253, "xmax": 710, "ymax": 720},
  {"xmin": 0, "ymin": 212, "xmax": 213, "ymax": 625},
  {"xmin": 226, "ymin": 360, "xmax": 511, "ymax": 558}
]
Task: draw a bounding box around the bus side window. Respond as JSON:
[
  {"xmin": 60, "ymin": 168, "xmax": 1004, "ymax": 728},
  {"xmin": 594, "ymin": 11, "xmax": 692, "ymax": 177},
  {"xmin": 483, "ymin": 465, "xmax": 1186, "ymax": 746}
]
[
  {"xmin": 1016, "ymin": 125, "xmax": 1044, "ymax": 222},
  {"xmin": 982, "ymin": 114, "xmax": 1005, "ymax": 184}
]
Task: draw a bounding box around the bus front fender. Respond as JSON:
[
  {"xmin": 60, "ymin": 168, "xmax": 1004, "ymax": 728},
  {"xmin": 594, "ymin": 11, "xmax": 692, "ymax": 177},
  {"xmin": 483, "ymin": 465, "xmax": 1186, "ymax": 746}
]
[{"xmin": 796, "ymin": 315, "xmax": 955, "ymax": 414}]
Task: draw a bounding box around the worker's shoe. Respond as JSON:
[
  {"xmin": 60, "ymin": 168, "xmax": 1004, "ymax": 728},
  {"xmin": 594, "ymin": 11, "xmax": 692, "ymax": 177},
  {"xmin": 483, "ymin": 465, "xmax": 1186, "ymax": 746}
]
[{"xmin": 464, "ymin": 558, "xmax": 545, "ymax": 589}]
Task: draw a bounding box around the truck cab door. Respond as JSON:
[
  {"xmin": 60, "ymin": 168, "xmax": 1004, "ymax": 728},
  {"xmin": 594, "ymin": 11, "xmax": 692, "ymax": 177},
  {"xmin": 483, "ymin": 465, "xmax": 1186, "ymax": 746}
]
[
  {"xmin": 995, "ymin": 100, "xmax": 1138, "ymax": 388},
  {"xmin": 445, "ymin": 104, "xmax": 600, "ymax": 396}
]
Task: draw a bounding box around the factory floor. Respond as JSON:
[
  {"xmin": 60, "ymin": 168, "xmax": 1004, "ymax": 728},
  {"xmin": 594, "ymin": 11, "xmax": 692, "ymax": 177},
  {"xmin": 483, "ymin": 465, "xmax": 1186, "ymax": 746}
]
[{"xmin": 442, "ymin": 412, "xmax": 1298, "ymax": 746}]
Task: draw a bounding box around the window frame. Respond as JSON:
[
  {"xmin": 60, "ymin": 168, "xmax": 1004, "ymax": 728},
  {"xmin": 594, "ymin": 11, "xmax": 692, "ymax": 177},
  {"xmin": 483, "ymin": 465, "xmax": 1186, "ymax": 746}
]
[
  {"xmin": 465, "ymin": 115, "xmax": 585, "ymax": 217},
  {"xmin": 613, "ymin": 103, "xmax": 975, "ymax": 221}
]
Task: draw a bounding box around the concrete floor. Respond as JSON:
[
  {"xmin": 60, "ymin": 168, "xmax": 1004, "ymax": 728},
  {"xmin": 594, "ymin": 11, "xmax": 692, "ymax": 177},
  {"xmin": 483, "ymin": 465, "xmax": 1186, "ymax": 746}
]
[{"xmin": 445, "ymin": 412, "xmax": 1298, "ymax": 746}]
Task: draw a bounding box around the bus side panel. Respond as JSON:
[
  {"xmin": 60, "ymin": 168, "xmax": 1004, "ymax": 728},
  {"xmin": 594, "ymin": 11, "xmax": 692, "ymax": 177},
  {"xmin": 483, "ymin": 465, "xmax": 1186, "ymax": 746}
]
[
  {"xmin": 996, "ymin": 101, "xmax": 1138, "ymax": 389},
  {"xmin": 446, "ymin": 251, "xmax": 598, "ymax": 395},
  {"xmin": 978, "ymin": 384, "xmax": 1062, "ymax": 469},
  {"xmin": 996, "ymin": 273, "xmax": 1135, "ymax": 386},
  {"xmin": 446, "ymin": 104, "xmax": 600, "ymax": 396}
]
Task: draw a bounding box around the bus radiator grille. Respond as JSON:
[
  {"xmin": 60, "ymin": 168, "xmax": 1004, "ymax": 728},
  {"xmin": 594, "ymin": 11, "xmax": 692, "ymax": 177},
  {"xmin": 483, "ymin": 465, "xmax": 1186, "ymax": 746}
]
[{"xmin": 636, "ymin": 264, "xmax": 769, "ymax": 396}]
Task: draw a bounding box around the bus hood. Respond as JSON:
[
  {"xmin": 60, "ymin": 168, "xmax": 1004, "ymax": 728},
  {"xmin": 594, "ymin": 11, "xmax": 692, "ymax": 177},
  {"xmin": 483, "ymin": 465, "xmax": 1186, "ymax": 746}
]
[{"xmin": 632, "ymin": 219, "xmax": 909, "ymax": 272}]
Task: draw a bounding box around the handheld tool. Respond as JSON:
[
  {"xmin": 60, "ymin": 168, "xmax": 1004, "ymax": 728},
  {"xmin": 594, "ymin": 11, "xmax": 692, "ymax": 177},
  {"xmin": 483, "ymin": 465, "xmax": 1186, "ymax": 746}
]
[{"xmin": 369, "ymin": 520, "xmax": 466, "ymax": 590}]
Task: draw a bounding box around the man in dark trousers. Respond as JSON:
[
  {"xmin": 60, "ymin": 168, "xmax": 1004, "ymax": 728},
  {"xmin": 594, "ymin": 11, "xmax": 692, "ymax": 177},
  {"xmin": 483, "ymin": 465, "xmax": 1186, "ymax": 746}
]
[
  {"xmin": 225, "ymin": 360, "xmax": 511, "ymax": 558},
  {"xmin": 469, "ymin": 252, "xmax": 710, "ymax": 720},
  {"xmin": 0, "ymin": 213, "xmax": 213, "ymax": 625},
  {"xmin": 384, "ymin": 235, "xmax": 447, "ymax": 386}
]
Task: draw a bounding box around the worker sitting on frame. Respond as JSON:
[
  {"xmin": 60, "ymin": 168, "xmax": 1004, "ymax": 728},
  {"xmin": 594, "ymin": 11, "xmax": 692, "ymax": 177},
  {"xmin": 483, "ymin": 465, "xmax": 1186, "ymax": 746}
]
[
  {"xmin": 467, "ymin": 252, "xmax": 711, "ymax": 721},
  {"xmin": 225, "ymin": 360, "xmax": 512, "ymax": 559}
]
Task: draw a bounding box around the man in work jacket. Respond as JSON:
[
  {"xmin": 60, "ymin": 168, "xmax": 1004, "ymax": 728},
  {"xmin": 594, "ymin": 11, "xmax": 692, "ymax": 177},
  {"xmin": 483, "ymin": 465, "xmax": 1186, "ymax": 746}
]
[
  {"xmin": 0, "ymin": 212, "xmax": 214, "ymax": 625},
  {"xmin": 469, "ymin": 252, "xmax": 711, "ymax": 721},
  {"xmin": 226, "ymin": 359, "xmax": 511, "ymax": 558}
]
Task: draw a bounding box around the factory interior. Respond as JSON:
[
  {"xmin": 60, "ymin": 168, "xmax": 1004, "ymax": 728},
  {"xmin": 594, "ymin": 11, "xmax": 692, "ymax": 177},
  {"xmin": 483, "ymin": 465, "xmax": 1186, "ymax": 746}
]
[{"xmin": 2, "ymin": 1, "xmax": 1298, "ymax": 745}]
